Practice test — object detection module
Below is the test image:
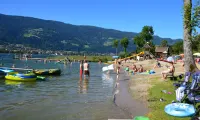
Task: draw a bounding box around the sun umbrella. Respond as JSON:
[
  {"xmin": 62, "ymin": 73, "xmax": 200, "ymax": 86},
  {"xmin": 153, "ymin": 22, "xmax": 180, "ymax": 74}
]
[
  {"xmin": 167, "ymin": 56, "xmax": 175, "ymax": 62},
  {"xmin": 112, "ymin": 56, "xmax": 119, "ymax": 59},
  {"xmin": 193, "ymin": 53, "xmax": 200, "ymax": 56}
]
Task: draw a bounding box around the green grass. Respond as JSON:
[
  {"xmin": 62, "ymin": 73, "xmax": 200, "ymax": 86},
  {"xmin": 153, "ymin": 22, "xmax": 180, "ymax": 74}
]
[
  {"xmin": 24, "ymin": 33, "xmax": 33, "ymax": 37},
  {"xmin": 84, "ymin": 45, "xmax": 90, "ymax": 48},
  {"xmin": 47, "ymin": 55, "xmax": 113, "ymax": 62},
  {"xmin": 147, "ymin": 78, "xmax": 192, "ymax": 120},
  {"xmin": 103, "ymin": 41, "xmax": 112, "ymax": 46}
]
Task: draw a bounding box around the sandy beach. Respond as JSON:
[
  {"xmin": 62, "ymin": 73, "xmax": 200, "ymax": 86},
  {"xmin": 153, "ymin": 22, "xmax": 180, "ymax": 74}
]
[{"xmin": 114, "ymin": 59, "xmax": 200, "ymax": 119}]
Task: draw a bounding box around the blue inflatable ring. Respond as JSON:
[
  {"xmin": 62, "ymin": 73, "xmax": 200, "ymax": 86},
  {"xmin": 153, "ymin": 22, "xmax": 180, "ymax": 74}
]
[{"xmin": 164, "ymin": 103, "xmax": 196, "ymax": 117}]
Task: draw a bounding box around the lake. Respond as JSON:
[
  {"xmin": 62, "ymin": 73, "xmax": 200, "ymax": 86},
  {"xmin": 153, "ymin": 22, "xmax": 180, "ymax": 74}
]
[{"xmin": 0, "ymin": 53, "xmax": 129, "ymax": 120}]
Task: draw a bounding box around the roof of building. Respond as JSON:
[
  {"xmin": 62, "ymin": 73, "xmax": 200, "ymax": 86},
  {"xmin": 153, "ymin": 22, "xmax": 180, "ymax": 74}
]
[
  {"xmin": 155, "ymin": 46, "xmax": 169, "ymax": 53},
  {"xmin": 143, "ymin": 43, "xmax": 151, "ymax": 49}
]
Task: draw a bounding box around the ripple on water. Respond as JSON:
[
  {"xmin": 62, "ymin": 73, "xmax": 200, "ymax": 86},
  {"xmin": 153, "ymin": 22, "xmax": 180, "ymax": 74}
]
[{"xmin": 0, "ymin": 59, "xmax": 129, "ymax": 120}]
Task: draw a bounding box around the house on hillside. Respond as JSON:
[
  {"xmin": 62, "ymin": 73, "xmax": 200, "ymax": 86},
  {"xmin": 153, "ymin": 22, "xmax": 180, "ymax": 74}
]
[{"xmin": 155, "ymin": 46, "xmax": 169, "ymax": 59}]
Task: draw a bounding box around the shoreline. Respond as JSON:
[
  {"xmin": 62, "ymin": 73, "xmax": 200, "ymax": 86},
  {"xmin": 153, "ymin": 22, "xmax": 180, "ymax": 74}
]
[{"xmin": 113, "ymin": 69, "xmax": 148, "ymax": 118}]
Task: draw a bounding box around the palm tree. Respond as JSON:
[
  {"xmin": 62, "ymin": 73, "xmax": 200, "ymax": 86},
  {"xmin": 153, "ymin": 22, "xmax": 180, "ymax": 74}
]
[{"xmin": 113, "ymin": 39, "xmax": 119, "ymax": 55}]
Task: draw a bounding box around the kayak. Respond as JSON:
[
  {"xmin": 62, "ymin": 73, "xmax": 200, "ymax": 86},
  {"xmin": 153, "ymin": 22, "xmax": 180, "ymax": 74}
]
[
  {"xmin": 33, "ymin": 69, "xmax": 61, "ymax": 75},
  {"xmin": 5, "ymin": 72, "xmax": 37, "ymax": 82},
  {"xmin": 164, "ymin": 103, "xmax": 196, "ymax": 117}
]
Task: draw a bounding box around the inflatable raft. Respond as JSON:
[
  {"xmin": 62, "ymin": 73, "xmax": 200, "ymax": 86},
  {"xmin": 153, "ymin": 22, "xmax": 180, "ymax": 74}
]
[
  {"xmin": 33, "ymin": 69, "xmax": 61, "ymax": 75},
  {"xmin": 164, "ymin": 103, "xmax": 196, "ymax": 117},
  {"xmin": 0, "ymin": 67, "xmax": 14, "ymax": 73},
  {"xmin": 5, "ymin": 72, "xmax": 37, "ymax": 82}
]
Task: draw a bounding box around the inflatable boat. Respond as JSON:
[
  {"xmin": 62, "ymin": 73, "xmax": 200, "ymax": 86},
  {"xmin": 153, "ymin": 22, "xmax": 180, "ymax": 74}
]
[
  {"xmin": 33, "ymin": 69, "xmax": 61, "ymax": 75},
  {"xmin": 0, "ymin": 67, "xmax": 14, "ymax": 73},
  {"xmin": 164, "ymin": 103, "xmax": 196, "ymax": 117},
  {"xmin": 5, "ymin": 72, "xmax": 37, "ymax": 82}
]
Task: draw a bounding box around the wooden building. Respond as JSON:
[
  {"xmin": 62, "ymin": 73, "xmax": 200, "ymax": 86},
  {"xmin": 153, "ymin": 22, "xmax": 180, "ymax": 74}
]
[{"xmin": 155, "ymin": 46, "xmax": 169, "ymax": 59}]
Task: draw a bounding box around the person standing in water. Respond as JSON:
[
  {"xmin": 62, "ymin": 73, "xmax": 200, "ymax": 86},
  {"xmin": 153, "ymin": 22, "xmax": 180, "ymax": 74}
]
[
  {"xmin": 80, "ymin": 60, "xmax": 83, "ymax": 77},
  {"xmin": 12, "ymin": 64, "xmax": 15, "ymax": 68},
  {"xmin": 83, "ymin": 60, "xmax": 90, "ymax": 77}
]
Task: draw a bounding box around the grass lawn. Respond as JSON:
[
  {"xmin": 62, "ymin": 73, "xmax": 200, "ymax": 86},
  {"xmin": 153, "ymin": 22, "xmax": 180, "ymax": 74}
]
[
  {"xmin": 47, "ymin": 55, "xmax": 113, "ymax": 62},
  {"xmin": 146, "ymin": 77, "xmax": 197, "ymax": 120}
]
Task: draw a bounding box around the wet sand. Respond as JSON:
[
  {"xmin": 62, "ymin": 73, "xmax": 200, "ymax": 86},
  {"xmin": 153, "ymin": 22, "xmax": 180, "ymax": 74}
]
[{"xmin": 113, "ymin": 70, "xmax": 148, "ymax": 118}]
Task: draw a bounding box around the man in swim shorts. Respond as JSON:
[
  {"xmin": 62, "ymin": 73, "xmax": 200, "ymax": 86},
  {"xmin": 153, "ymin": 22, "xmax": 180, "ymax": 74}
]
[{"xmin": 84, "ymin": 60, "xmax": 90, "ymax": 77}]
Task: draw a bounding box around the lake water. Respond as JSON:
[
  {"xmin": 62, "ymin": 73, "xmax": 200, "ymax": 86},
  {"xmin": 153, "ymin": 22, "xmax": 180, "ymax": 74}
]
[{"xmin": 0, "ymin": 53, "xmax": 129, "ymax": 120}]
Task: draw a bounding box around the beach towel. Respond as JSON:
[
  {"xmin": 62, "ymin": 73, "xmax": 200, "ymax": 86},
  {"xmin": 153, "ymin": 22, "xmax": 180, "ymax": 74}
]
[
  {"xmin": 176, "ymin": 86, "xmax": 185, "ymax": 102},
  {"xmin": 139, "ymin": 70, "xmax": 155, "ymax": 75}
]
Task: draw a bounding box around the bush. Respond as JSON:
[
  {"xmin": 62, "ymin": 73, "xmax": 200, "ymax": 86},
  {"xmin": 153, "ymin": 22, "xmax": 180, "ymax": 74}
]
[{"xmin": 119, "ymin": 52, "xmax": 131, "ymax": 58}]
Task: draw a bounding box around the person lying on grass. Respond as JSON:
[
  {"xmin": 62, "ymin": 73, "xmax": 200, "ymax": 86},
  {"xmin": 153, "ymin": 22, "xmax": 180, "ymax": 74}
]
[{"xmin": 161, "ymin": 62, "xmax": 175, "ymax": 79}]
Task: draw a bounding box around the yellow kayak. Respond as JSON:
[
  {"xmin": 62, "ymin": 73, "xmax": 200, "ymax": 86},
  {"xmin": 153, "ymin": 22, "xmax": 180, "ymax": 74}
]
[{"xmin": 5, "ymin": 72, "xmax": 37, "ymax": 82}]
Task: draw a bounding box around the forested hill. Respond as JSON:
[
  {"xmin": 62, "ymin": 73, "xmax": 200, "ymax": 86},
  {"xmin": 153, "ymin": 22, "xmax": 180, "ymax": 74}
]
[{"xmin": 0, "ymin": 13, "xmax": 181, "ymax": 53}]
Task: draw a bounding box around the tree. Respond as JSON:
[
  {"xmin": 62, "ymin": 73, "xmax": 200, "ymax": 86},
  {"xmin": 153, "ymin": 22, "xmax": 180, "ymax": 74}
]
[
  {"xmin": 112, "ymin": 39, "xmax": 119, "ymax": 55},
  {"xmin": 120, "ymin": 37, "xmax": 129, "ymax": 54},
  {"xmin": 183, "ymin": 0, "xmax": 198, "ymax": 72},
  {"xmin": 133, "ymin": 26, "xmax": 154, "ymax": 53},
  {"xmin": 160, "ymin": 40, "xmax": 168, "ymax": 47},
  {"xmin": 133, "ymin": 35, "xmax": 145, "ymax": 52},
  {"xmin": 192, "ymin": 34, "xmax": 200, "ymax": 52},
  {"xmin": 172, "ymin": 41, "xmax": 183, "ymax": 54},
  {"xmin": 140, "ymin": 26, "xmax": 154, "ymax": 42}
]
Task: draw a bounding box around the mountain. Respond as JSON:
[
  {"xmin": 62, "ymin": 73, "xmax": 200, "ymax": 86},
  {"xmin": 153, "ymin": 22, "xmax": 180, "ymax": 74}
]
[{"xmin": 0, "ymin": 13, "xmax": 182, "ymax": 53}]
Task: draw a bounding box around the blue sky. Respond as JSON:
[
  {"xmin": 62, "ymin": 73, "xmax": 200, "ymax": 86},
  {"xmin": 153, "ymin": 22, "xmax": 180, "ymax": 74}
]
[{"xmin": 0, "ymin": 0, "xmax": 191, "ymax": 39}]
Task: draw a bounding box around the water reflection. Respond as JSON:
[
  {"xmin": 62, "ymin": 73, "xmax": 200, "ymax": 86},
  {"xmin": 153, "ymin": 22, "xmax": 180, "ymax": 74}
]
[
  {"xmin": 5, "ymin": 80, "xmax": 22, "ymax": 87},
  {"xmin": 78, "ymin": 77, "xmax": 89, "ymax": 94},
  {"xmin": 5, "ymin": 80, "xmax": 37, "ymax": 88},
  {"xmin": 102, "ymin": 73, "xmax": 114, "ymax": 87}
]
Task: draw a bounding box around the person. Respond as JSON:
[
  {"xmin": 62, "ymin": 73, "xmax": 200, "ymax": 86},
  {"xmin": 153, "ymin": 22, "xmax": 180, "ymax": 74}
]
[
  {"xmin": 83, "ymin": 60, "xmax": 90, "ymax": 77},
  {"xmin": 12, "ymin": 64, "xmax": 15, "ymax": 68},
  {"xmin": 125, "ymin": 66, "xmax": 129, "ymax": 71},
  {"xmin": 132, "ymin": 65, "xmax": 138, "ymax": 72},
  {"xmin": 118, "ymin": 59, "xmax": 121, "ymax": 65},
  {"xmin": 154, "ymin": 60, "xmax": 161, "ymax": 69},
  {"xmin": 80, "ymin": 60, "xmax": 83, "ymax": 77},
  {"xmin": 115, "ymin": 59, "xmax": 117, "ymax": 65},
  {"xmin": 182, "ymin": 58, "xmax": 185, "ymax": 67},
  {"xmin": 161, "ymin": 62, "xmax": 175, "ymax": 79},
  {"xmin": 98, "ymin": 60, "xmax": 102, "ymax": 64},
  {"xmin": 117, "ymin": 66, "xmax": 120, "ymax": 75},
  {"xmin": 138, "ymin": 65, "xmax": 144, "ymax": 73}
]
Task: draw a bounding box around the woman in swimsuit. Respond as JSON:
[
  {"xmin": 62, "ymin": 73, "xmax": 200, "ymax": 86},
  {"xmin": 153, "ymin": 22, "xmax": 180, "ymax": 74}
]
[
  {"xmin": 80, "ymin": 60, "xmax": 83, "ymax": 77},
  {"xmin": 161, "ymin": 62, "xmax": 175, "ymax": 79}
]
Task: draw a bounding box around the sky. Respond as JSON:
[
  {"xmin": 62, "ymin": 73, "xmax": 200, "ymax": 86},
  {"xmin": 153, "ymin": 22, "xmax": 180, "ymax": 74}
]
[{"xmin": 0, "ymin": 0, "xmax": 192, "ymax": 39}]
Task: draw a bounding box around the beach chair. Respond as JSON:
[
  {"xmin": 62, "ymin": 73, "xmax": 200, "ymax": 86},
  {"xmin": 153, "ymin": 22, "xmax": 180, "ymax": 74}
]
[{"xmin": 166, "ymin": 68, "xmax": 176, "ymax": 80}]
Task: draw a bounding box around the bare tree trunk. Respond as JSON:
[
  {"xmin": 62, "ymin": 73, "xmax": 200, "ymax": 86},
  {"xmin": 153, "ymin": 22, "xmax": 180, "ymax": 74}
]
[{"xmin": 184, "ymin": 0, "xmax": 198, "ymax": 72}]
